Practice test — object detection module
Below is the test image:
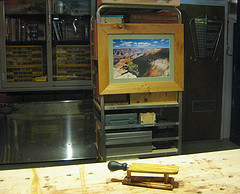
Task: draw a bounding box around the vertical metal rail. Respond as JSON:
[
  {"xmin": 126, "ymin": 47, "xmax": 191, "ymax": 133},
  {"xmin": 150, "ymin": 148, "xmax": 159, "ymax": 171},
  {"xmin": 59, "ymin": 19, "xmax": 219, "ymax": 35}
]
[
  {"xmin": 46, "ymin": 0, "xmax": 53, "ymax": 86},
  {"xmin": 91, "ymin": 0, "xmax": 97, "ymax": 18},
  {"xmin": 238, "ymin": 0, "xmax": 240, "ymax": 24},
  {"xmin": 0, "ymin": 1, "xmax": 6, "ymax": 86},
  {"xmin": 100, "ymin": 95, "xmax": 106, "ymax": 161},
  {"xmin": 230, "ymin": 0, "xmax": 240, "ymax": 144},
  {"xmin": 178, "ymin": 92, "xmax": 183, "ymax": 155},
  {"xmin": 177, "ymin": 7, "xmax": 183, "ymax": 156},
  {"xmin": 90, "ymin": 15, "xmax": 95, "ymax": 88}
]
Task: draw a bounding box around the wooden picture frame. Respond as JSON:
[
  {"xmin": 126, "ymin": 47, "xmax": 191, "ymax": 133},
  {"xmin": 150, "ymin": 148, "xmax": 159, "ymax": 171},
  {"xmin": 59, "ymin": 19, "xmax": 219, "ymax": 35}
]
[{"xmin": 97, "ymin": 23, "xmax": 184, "ymax": 95}]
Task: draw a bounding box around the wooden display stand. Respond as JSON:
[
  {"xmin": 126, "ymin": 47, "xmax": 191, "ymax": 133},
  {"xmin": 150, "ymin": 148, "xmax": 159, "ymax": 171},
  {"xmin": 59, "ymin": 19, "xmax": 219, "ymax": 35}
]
[{"xmin": 91, "ymin": 4, "xmax": 183, "ymax": 161}]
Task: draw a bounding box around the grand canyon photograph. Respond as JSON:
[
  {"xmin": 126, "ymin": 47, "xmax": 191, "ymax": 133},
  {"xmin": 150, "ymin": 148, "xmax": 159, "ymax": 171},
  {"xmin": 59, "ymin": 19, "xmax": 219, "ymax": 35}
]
[{"xmin": 112, "ymin": 38, "xmax": 170, "ymax": 79}]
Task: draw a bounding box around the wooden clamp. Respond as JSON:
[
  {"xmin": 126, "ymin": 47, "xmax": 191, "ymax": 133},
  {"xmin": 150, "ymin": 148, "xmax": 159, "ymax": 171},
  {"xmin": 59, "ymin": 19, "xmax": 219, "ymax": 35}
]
[{"xmin": 108, "ymin": 161, "xmax": 179, "ymax": 190}]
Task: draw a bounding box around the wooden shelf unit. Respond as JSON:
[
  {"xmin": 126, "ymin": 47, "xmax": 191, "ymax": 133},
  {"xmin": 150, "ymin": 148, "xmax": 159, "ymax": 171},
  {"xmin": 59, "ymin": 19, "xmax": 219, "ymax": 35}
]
[
  {"xmin": 91, "ymin": 3, "xmax": 183, "ymax": 161},
  {"xmin": 93, "ymin": 92, "xmax": 182, "ymax": 161}
]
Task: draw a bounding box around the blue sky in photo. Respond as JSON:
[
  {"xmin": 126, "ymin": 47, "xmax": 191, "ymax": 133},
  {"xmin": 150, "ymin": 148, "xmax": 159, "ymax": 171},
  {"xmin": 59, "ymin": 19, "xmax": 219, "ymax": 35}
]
[{"xmin": 113, "ymin": 39, "xmax": 170, "ymax": 49}]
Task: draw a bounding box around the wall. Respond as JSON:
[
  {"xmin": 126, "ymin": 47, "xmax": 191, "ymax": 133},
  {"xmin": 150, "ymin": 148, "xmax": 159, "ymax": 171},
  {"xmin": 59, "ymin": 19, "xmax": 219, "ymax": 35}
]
[{"xmin": 181, "ymin": 0, "xmax": 233, "ymax": 139}]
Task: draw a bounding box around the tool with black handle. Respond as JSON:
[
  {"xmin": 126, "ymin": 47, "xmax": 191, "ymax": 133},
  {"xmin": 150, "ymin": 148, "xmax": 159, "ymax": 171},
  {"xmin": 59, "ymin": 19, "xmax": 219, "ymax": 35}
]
[
  {"xmin": 108, "ymin": 161, "xmax": 129, "ymax": 171},
  {"xmin": 108, "ymin": 161, "xmax": 179, "ymax": 190}
]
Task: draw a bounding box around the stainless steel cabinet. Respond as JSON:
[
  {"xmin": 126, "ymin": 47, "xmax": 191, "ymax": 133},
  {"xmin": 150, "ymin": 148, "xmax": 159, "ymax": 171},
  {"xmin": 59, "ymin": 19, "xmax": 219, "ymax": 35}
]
[{"xmin": 0, "ymin": 0, "xmax": 95, "ymax": 91}]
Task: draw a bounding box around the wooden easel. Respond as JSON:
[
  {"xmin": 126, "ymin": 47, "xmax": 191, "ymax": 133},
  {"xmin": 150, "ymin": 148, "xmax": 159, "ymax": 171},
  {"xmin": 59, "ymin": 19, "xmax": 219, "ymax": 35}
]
[{"xmin": 108, "ymin": 161, "xmax": 179, "ymax": 190}]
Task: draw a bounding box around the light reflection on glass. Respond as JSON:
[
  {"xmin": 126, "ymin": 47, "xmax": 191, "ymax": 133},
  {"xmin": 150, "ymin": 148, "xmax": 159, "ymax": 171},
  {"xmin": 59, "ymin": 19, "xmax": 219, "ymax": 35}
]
[
  {"xmin": 66, "ymin": 115, "xmax": 72, "ymax": 160},
  {"xmin": 66, "ymin": 143, "xmax": 72, "ymax": 160}
]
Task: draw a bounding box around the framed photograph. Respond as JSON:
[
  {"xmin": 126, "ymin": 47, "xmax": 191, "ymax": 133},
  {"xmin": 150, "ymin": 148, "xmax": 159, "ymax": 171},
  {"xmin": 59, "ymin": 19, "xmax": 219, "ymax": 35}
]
[{"xmin": 97, "ymin": 23, "xmax": 184, "ymax": 95}]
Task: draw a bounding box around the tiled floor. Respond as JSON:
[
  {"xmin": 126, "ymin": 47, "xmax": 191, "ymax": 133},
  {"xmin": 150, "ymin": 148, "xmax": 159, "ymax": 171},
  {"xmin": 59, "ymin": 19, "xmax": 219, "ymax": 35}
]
[{"xmin": 182, "ymin": 139, "xmax": 240, "ymax": 155}]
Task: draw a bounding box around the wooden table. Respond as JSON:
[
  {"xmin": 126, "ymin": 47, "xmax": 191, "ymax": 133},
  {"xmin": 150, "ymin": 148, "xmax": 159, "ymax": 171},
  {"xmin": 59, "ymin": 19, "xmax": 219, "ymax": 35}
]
[{"xmin": 0, "ymin": 149, "xmax": 240, "ymax": 193}]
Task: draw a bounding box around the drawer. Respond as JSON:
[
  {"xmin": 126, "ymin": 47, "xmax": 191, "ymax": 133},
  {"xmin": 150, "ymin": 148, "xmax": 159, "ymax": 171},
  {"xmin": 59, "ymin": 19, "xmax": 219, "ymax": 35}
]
[
  {"xmin": 105, "ymin": 113, "xmax": 137, "ymax": 126},
  {"xmin": 106, "ymin": 131, "xmax": 152, "ymax": 145},
  {"xmin": 106, "ymin": 130, "xmax": 152, "ymax": 156}
]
